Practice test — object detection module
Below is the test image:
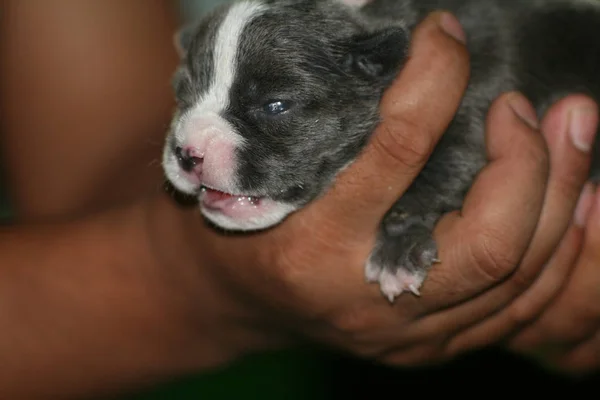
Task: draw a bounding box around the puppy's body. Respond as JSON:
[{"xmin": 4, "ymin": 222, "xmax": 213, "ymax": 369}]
[{"xmin": 163, "ymin": 0, "xmax": 600, "ymax": 301}]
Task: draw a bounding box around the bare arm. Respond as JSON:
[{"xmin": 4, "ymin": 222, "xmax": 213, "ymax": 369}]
[
  {"xmin": 0, "ymin": 0, "xmax": 179, "ymax": 220},
  {"xmin": 0, "ymin": 197, "xmax": 226, "ymax": 399},
  {"xmin": 0, "ymin": 2, "xmax": 272, "ymax": 397}
]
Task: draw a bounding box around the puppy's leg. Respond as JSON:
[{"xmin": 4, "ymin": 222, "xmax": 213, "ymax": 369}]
[
  {"xmin": 366, "ymin": 122, "xmax": 486, "ymax": 301},
  {"xmin": 366, "ymin": 210, "xmax": 439, "ymax": 300}
]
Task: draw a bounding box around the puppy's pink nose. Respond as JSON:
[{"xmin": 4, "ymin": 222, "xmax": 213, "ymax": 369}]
[{"xmin": 175, "ymin": 146, "xmax": 203, "ymax": 173}]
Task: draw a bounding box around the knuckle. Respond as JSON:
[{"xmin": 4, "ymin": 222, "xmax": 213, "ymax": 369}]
[
  {"xmin": 507, "ymin": 263, "xmax": 540, "ymax": 294},
  {"xmin": 507, "ymin": 305, "xmax": 537, "ymax": 328},
  {"xmin": 508, "ymin": 296, "xmax": 545, "ymax": 326},
  {"xmin": 469, "ymin": 229, "xmax": 523, "ymax": 283},
  {"xmin": 371, "ymin": 120, "xmax": 435, "ymax": 170}
]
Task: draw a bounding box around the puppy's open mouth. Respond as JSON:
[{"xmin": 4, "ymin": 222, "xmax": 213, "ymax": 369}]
[
  {"xmin": 195, "ymin": 185, "xmax": 296, "ymax": 231},
  {"xmin": 200, "ymin": 186, "xmax": 262, "ymax": 211}
]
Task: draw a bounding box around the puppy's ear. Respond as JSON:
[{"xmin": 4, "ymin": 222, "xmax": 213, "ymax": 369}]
[
  {"xmin": 340, "ymin": 26, "xmax": 409, "ymax": 81},
  {"xmin": 173, "ymin": 24, "xmax": 196, "ymax": 58}
]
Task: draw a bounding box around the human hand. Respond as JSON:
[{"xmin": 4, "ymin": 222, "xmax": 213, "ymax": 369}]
[
  {"xmin": 505, "ymin": 98, "xmax": 600, "ymax": 374},
  {"xmin": 152, "ymin": 12, "xmax": 591, "ymax": 368},
  {"xmin": 441, "ymin": 95, "xmax": 599, "ymax": 353}
]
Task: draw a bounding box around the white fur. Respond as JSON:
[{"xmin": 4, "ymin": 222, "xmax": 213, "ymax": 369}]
[
  {"xmin": 197, "ymin": 0, "xmax": 267, "ymax": 114},
  {"xmin": 164, "ymin": 1, "xmax": 267, "ymax": 195},
  {"xmin": 201, "ymin": 201, "xmax": 298, "ymax": 231},
  {"xmin": 163, "ymin": 1, "xmax": 297, "ymax": 231},
  {"xmin": 162, "ymin": 147, "xmax": 198, "ymax": 194},
  {"xmin": 163, "ymin": 113, "xmax": 199, "ymax": 194}
]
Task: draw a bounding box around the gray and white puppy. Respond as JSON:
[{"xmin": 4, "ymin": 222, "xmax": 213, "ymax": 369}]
[{"xmin": 162, "ymin": 0, "xmax": 600, "ymax": 302}]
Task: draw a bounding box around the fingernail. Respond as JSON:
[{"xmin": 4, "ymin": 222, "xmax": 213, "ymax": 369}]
[
  {"xmin": 439, "ymin": 12, "xmax": 466, "ymax": 44},
  {"xmin": 508, "ymin": 93, "xmax": 539, "ymax": 130},
  {"xmin": 574, "ymin": 182, "xmax": 595, "ymax": 227},
  {"xmin": 569, "ymin": 107, "xmax": 598, "ymax": 153}
]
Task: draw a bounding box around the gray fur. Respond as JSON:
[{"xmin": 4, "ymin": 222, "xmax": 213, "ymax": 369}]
[{"xmin": 166, "ymin": 0, "xmax": 600, "ymax": 300}]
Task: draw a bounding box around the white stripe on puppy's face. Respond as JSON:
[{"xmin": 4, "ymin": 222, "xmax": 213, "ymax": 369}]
[
  {"xmin": 167, "ymin": 1, "xmax": 267, "ymax": 195},
  {"xmin": 163, "ymin": 0, "xmax": 301, "ymax": 232},
  {"xmin": 200, "ymin": 0, "xmax": 267, "ymax": 113}
]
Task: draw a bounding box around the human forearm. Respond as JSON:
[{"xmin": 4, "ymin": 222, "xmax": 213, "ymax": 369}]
[
  {"xmin": 0, "ymin": 197, "xmax": 217, "ymax": 399},
  {"xmin": 0, "ymin": 0, "xmax": 179, "ymax": 219}
]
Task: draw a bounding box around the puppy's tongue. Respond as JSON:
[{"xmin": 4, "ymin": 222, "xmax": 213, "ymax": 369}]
[{"xmin": 202, "ymin": 187, "xmax": 260, "ymax": 210}]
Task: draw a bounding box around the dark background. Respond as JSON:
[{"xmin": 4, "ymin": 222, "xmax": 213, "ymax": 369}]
[{"xmin": 128, "ymin": 347, "xmax": 599, "ymax": 399}]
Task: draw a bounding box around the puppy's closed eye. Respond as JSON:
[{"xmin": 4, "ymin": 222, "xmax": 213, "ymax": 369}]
[{"xmin": 262, "ymin": 99, "xmax": 294, "ymax": 115}]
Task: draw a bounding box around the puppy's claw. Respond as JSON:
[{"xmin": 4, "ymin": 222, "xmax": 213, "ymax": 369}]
[{"xmin": 409, "ymin": 285, "xmax": 421, "ymax": 296}]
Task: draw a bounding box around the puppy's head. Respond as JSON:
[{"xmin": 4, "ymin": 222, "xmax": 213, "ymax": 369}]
[{"xmin": 163, "ymin": 0, "xmax": 409, "ymax": 231}]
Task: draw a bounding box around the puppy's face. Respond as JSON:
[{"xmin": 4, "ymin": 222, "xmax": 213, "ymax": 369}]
[{"xmin": 163, "ymin": 0, "xmax": 408, "ymax": 231}]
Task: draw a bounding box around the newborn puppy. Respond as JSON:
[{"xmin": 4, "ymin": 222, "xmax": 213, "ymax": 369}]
[{"xmin": 162, "ymin": 0, "xmax": 600, "ymax": 302}]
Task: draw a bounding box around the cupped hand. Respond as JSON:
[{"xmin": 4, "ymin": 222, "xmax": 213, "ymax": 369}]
[
  {"xmin": 443, "ymin": 95, "xmax": 598, "ymax": 353},
  {"xmin": 505, "ymin": 98, "xmax": 599, "ymax": 373},
  {"xmin": 160, "ymin": 12, "xmax": 592, "ymax": 368}
]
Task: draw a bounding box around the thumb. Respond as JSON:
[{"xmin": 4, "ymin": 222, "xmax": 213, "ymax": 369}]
[{"xmin": 306, "ymin": 12, "xmax": 470, "ymax": 234}]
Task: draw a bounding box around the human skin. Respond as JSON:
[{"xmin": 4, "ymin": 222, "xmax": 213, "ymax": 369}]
[
  {"xmin": 0, "ymin": 0, "xmax": 179, "ymax": 219},
  {"xmin": 0, "ymin": 1, "xmax": 597, "ymax": 398},
  {"xmin": 509, "ymin": 171, "xmax": 600, "ymax": 372}
]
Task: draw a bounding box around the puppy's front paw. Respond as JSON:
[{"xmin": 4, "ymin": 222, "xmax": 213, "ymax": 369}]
[{"xmin": 366, "ymin": 218, "xmax": 439, "ymax": 302}]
